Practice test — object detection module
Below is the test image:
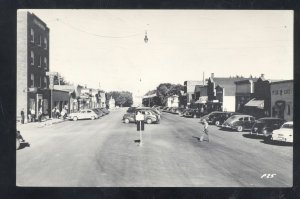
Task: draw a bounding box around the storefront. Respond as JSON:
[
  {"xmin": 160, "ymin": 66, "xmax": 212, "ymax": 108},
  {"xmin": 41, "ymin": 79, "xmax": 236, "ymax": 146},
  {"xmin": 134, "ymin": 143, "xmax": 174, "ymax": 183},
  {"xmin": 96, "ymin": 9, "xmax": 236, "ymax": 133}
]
[
  {"xmin": 270, "ymin": 80, "xmax": 293, "ymax": 121},
  {"xmin": 27, "ymin": 88, "xmax": 51, "ymax": 120}
]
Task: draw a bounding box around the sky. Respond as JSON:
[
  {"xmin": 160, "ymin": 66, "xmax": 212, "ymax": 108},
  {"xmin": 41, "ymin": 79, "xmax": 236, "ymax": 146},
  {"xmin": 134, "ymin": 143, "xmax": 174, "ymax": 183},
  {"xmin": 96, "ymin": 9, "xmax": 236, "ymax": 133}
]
[{"xmin": 21, "ymin": 9, "xmax": 293, "ymax": 99}]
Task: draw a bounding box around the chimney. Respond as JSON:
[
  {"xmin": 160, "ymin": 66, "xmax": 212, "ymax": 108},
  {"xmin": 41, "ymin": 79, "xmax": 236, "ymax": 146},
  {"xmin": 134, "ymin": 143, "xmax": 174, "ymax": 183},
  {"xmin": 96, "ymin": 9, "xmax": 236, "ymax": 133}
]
[
  {"xmin": 261, "ymin": 74, "xmax": 265, "ymax": 78},
  {"xmin": 211, "ymin": 73, "xmax": 214, "ymax": 78}
]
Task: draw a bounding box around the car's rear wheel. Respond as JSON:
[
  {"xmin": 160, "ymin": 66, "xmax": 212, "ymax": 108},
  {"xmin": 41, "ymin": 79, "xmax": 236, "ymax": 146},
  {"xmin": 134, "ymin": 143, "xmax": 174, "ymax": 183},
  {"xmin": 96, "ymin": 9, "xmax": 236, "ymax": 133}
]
[
  {"xmin": 237, "ymin": 126, "xmax": 243, "ymax": 132},
  {"xmin": 146, "ymin": 118, "xmax": 152, "ymax": 124},
  {"xmin": 16, "ymin": 138, "xmax": 20, "ymax": 150},
  {"xmin": 124, "ymin": 118, "xmax": 130, "ymax": 124},
  {"xmin": 193, "ymin": 114, "xmax": 197, "ymax": 118},
  {"xmin": 215, "ymin": 121, "xmax": 220, "ymax": 126},
  {"xmin": 73, "ymin": 116, "xmax": 78, "ymax": 121}
]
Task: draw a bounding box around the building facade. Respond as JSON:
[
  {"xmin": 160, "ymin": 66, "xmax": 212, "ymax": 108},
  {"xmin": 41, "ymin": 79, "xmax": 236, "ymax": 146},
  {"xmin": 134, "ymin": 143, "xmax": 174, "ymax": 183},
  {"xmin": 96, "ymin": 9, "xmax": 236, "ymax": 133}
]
[
  {"xmin": 184, "ymin": 80, "xmax": 204, "ymax": 106},
  {"xmin": 167, "ymin": 95, "xmax": 179, "ymax": 107},
  {"xmin": 207, "ymin": 73, "xmax": 251, "ymax": 112},
  {"xmin": 17, "ymin": 11, "xmax": 50, "ymax": 121},
  {"xmin": 270, "ymin": 80, "xmax": 293, "ymax": 121},
  {"xmin": 235, "ymin": 79, "xmax": 255, "ymax": 113},
  {"xmin": 108, "ymin": 96, "xmax": 116, "ymax": 109}
]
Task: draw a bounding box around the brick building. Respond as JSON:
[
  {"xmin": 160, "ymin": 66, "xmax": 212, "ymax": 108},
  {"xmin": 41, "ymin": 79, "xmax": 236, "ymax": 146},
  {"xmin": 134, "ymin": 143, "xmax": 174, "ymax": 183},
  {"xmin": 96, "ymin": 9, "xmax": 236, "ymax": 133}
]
[{"xmin": 17, "ymin": 11, "xmax": 50, "ymax": 121}]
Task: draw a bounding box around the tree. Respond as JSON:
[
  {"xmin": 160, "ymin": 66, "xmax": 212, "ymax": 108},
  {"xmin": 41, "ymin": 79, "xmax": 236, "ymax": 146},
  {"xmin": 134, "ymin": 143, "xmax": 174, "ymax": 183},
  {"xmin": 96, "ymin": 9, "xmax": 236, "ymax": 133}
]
[
  {"xmin": 106, "ymin": 91, "xmax": 133, "ymax": 107},
  {"xmin": 156, "ymin": 83, "xmax": 184, "ymax": 106},
  {"xmin": 53, "ymin": 73, "xmax": 69, "ymax": 85}
]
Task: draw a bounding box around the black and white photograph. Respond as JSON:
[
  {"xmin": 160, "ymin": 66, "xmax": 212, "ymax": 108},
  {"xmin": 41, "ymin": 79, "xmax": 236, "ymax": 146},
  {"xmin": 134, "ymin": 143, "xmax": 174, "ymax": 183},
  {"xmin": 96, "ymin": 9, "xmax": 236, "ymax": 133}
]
[{"xmin": 16, "ymin": 9, "xmax": 293, "ymax": 187}]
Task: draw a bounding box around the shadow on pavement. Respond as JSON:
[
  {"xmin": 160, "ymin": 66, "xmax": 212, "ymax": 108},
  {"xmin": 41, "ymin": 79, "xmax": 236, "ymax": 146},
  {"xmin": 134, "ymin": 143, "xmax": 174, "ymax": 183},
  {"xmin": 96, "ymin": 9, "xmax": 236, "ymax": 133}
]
[
  {"xmin": 134, "ymin": 139, "xmax": 141, "ymax": 143},
  {"xmin": 18, "ymin": 142, "xmax": 30, "ymax": 150},
  {"xmin": 242, "ymin": 134, "xmax": 263, "ymax": 140},
  {"xmin": 260, "ymin": 140, "xmax": 293, "ymax": 147},
  {"xmin": 192, "ymin": 136, "xmax": 200, "ymax": 141}
]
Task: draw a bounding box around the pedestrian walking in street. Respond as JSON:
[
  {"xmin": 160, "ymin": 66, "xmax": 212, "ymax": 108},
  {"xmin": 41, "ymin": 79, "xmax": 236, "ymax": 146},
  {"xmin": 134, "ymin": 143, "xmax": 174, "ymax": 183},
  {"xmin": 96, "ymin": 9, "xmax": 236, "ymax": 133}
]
[
  {"xmin": 21, "ymin": 109, "xmax": 25, "ymax": 124},
  {"xmin": 200, "ymin": 119, "xmax": 209, "ymax": 142}
]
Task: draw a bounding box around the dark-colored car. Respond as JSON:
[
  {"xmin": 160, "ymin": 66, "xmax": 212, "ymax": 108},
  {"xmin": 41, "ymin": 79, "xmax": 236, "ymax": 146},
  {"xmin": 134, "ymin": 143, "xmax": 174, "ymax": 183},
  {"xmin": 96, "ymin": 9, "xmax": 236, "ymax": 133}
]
[
  {"xmin": 183, "ymin": 108, "xmax": 202, "ymax": 118},
  {"xmin": 92, "ymin": 108, "xmax": 104, "ymax": 117},
  {"xmin": 207, "ymin": 112, "xmax": 241, "ymax": 126},
  {"xmin": 221, "ymin": 114, "xmax": 256, "ymax": 132},
  {"xmin": 251, "ymin": 117, "xmax": 286, "ymax": 141},
  {"xmin": 123, "ymin": 109, "xmax": 160, "ymax": 124},
  {"xmin": 100, "ymin": 108, "xmax": 110, "ymax": 115}
]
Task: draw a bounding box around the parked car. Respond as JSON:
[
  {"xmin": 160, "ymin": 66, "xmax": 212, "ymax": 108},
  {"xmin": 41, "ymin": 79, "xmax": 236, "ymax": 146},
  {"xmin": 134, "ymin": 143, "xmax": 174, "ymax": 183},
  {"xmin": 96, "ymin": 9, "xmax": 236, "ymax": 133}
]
[
  {"xmin": 162, "ymin": 107, "xmax": 169, "ymax": 112},
  {"xmin": 123, "ymin": 110, "xmax": 160, "ymax": 124},
  {"xmin": 68, "ymin": 109, "xmax": 99, "ymax": 121},
  {"xmin": 92, "ymin": 108, "xmax": 104, "ymax": 117},
  {"xmin": 271, "ymin": 121, "xmax": 293, "ymax": 143},
  {"xmin": 183, "ymin": 108, "xmax": 202, "ymax": 118},
  {"xmin": 251, "ymin": 117, "xmax": 286, "ymax": 141},
  {"xmin": 100, "ymin": 108, "xmax": 110, "ymax": 114},
  {"xmin": 221, "ymin": 114, "xmax": 256, "ymax": 132},
  {"xmin": 207, "ymin": 112, "xmax": 241, "ymax": 126},
  {"xmin": 178, "ymin": 108, "xmax": 185, "ymax": 116}
]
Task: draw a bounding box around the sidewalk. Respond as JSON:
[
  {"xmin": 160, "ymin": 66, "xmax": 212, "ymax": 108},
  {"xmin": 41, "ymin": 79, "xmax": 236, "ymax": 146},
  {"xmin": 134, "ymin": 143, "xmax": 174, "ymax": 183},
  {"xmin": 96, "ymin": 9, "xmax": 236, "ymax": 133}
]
[{"xmin": 17, "ymin": 118, "xmax": 66, "ymax": 130}]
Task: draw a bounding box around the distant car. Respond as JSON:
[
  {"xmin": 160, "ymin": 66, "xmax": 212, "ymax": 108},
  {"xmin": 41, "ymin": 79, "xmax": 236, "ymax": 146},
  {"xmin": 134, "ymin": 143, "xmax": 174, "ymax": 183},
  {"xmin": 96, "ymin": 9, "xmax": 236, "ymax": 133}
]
[
  {"xmin": 183, "ymin": 108, "xmax": 201, "ymax": 118},
  {"xmin": 100, "ymin": 108, "xmax": 110, "ymax": 115},
  {"xmin": 123, "ymin": 110, "xmax": 160, "ymax": 124},
  {"xmin": 207, "ymin": 112, "xmax": 241, "ymax": 126},
  {"xmin": 162, "ymin": 107, "xmax": 169, "ymax": 112},
  {"xmin": 68, "ymin": 109, "xmax": 99, "ymax": 121},
  {"xmin": 251, "ymin": 117, "xmax": 286, "ymax": 141},
  {"xmin": 271, "ymin": 121, "xmax": 293, "ymax": 143},
  {"xmin": 221, "ymin": 114, "xmax": 256, "ymax": 132},
  {"xmin": 92, "ymin": 108, "xmax": 104, "ymax": 117}
]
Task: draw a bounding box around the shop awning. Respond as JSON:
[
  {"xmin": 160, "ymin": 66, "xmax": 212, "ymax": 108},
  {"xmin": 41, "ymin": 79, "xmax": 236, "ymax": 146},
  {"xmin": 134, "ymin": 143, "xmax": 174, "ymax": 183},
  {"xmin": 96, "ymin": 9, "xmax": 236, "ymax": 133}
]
[{"xmin": 245, "ymin": 99, "xmax": 264, "ymax": 109}]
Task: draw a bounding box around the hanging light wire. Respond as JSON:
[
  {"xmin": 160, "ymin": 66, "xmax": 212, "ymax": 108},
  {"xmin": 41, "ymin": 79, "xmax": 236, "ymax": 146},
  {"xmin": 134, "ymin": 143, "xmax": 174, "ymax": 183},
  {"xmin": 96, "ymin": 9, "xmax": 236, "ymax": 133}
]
[{"xmin": 55, "ymin": 18, "xmax": 144, "ymax": 39}]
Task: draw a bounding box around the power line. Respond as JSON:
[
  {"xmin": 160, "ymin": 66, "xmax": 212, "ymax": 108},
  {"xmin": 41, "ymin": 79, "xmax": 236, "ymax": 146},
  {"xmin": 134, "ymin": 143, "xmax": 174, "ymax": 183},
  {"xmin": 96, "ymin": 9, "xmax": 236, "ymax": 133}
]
[{"xmin": 55, "ymin": 18, "xmax": 144, "ymax": 38}]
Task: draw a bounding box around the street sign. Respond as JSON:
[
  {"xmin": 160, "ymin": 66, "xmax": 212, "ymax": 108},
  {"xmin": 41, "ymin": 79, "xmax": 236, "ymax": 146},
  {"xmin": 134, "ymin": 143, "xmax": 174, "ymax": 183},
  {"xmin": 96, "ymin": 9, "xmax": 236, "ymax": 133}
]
[
  {"xmin": 137, "ymin": 121, "xmax": 144, "ymax": 131},
  {"xmin": 136, "ymin": 112, "xmax": 145, "ymax": 121}
]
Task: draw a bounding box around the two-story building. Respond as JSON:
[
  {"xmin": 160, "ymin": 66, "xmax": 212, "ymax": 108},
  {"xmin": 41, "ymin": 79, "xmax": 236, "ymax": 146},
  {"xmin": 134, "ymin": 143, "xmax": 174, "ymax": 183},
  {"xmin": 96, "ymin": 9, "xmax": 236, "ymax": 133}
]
[
  {"xmin": 183, "ymin": 80, "xmax": 204, "ymax": 107},
  {"xmin": 207, "ymin": 73, "xmax": 252, "ymax": 112}
]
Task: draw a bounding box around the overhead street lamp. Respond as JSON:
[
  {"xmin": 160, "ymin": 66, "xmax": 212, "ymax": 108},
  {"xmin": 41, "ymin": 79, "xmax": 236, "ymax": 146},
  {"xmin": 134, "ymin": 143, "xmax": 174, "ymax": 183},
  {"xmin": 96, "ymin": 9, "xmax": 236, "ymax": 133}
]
[{"xmin": 144, "ymin": 30, "xmax": 148, "ymax": 43}]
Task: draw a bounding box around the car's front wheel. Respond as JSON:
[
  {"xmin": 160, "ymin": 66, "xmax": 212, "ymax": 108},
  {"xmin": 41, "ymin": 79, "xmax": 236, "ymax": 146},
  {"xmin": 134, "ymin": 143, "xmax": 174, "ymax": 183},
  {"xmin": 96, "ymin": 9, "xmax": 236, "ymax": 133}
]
[
  {"xmin": 146, "ymin": 118, "xmax": 152, "ymax": 124},
  {"xmin": 124, "ymin": 118, "xmax": 130, "ymax": 124},
  {"xmin": 237, "ymin": 126, "xmax": 243, "ymax": 132},
  {"xmin": 193, "ymin": 114, "xmax": 197, "ymax": 118},
  {"xmin": 73, "ymin": 116, "xmax": 78, "ymax": 121},
  {"xmin": 215, "ymin": 121, "xmax": 220, "ymax": 126},
  {"xmin": 91, "ymin": 116, "xmax": 95, "ymax": 120}
]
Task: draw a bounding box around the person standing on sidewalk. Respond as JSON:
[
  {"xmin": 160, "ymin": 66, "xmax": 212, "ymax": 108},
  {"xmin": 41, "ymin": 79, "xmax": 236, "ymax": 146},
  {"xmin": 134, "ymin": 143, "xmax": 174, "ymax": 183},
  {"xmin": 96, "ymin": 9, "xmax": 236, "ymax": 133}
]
[
  {"xmin": 200, "ymin": 119, "xmax": 209, "ymax": 142},
  {"xmin": 52, "ymin": 107, "xmax": 56, "ymax": 118},
  {"xmin": 21, "ymin": 109, "xmax": 25, "ymax": 124},
  {"xmin": 37, "ymin": 107, "xmax": 42, "ymax": 122},
  {"xmin": 30, "ymin": 109, "xmax": 35, "ymax": 122}
]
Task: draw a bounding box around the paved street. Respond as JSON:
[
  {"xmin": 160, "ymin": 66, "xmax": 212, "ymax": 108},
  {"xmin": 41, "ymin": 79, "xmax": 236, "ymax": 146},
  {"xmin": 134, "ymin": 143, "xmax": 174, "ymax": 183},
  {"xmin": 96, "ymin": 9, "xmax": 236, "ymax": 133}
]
[{"xmin": 17, "ymin": 108, "xmax": 292, "ymax": 187}]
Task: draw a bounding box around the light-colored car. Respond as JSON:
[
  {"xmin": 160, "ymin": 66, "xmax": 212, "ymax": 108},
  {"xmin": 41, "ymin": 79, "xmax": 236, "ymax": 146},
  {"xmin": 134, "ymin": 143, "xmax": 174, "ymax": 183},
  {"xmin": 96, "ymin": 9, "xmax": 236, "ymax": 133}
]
[
  {"xmin": 271, "ymin": 121, "xmax": 293, "ymax": 143},
  {"xmin": 68, "ymin": 109, "xmax": 99, "ymax": 121}
]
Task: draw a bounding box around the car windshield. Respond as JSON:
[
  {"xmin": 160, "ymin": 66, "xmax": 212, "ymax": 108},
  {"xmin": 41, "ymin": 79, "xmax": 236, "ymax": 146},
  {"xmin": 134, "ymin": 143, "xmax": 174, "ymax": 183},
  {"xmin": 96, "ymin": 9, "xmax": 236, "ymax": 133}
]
[{"xmin": 281, "ymin": 123, "xmax": 293, "ymax": 129}]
